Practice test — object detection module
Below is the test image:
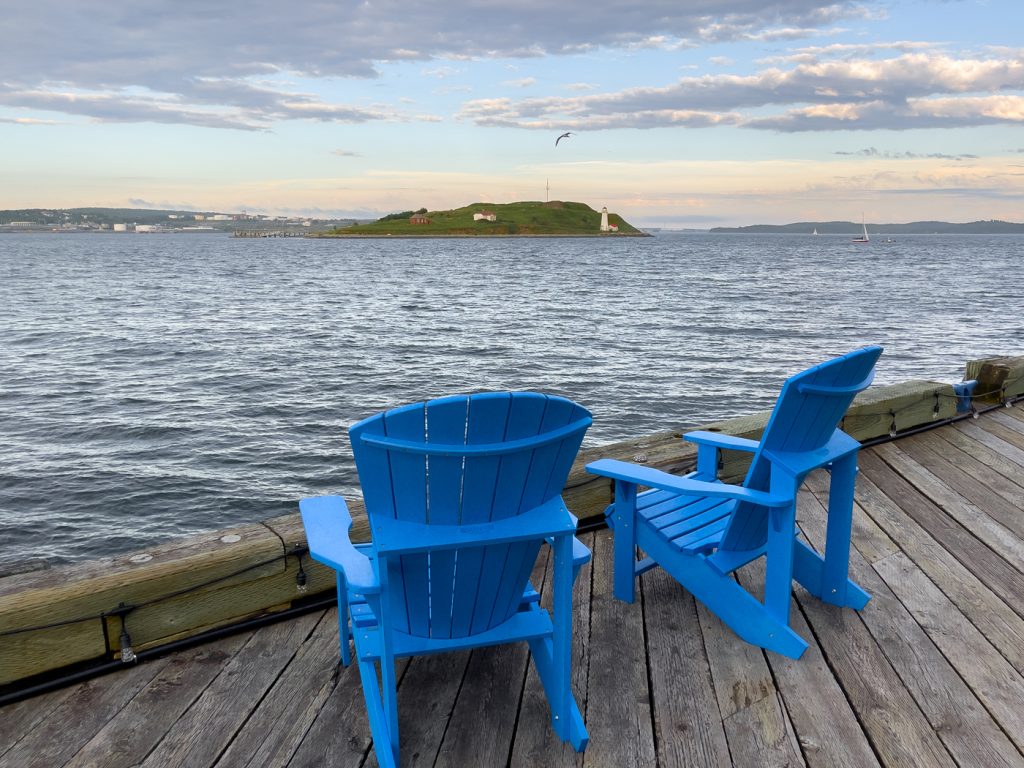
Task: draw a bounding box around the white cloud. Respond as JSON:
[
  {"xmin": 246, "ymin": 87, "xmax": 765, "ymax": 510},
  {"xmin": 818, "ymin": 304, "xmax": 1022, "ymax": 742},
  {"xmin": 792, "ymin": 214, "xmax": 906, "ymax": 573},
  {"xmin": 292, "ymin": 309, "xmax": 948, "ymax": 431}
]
[
  {"xmin": 458, "ymin": 50, "xmax": 1024, "ymax": 132},
  {"xmin": 0, "ymin": 0, "xmax": 870, "ymax": 128}
]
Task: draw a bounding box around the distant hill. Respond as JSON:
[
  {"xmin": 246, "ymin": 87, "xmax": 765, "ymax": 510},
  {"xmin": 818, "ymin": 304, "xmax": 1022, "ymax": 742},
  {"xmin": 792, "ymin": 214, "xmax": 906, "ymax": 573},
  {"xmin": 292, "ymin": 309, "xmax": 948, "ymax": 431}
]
[
  {"xmin": 710, "ymin": 220, "xmax": 1024, "ymax": 234},
  {"xmin": 320, "ymin": 201, "xmax": 644, "ymax": 236}
]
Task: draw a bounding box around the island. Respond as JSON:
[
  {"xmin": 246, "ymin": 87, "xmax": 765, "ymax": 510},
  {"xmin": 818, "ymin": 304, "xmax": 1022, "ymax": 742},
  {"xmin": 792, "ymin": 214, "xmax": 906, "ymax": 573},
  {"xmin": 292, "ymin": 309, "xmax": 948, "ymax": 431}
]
[
  {"xmin": 709, "ymin": 220, "xmax": 1024, "ymax": 234},
  {"xmin": 314, "ymin": 201, "xmax": 646, "ymax": 237}
]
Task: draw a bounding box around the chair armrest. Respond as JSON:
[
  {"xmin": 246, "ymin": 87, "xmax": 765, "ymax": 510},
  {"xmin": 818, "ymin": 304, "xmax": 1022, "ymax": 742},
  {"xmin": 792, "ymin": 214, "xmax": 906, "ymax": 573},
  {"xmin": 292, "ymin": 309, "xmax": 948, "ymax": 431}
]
[
  {"xmin": 585, "ymin": 458, "xmax": 790, "ymax": 508},
  {"xmin": 683, "ymin": 431, "xmax": 760, "ymax": 452},
  {"xmin": 371, "ymin": 497, "xmax": 578, "ymax": 555},
  {"xmin": 299, "ymin": 495, "xmax": 379, "ymax": 594},
  {"xmin": 684, "ymin": 431, "xmax": 760, "ymax": 480},
  {"xmin": 545, "ymin": 534, "xmax": 592, "ymax": 568}
]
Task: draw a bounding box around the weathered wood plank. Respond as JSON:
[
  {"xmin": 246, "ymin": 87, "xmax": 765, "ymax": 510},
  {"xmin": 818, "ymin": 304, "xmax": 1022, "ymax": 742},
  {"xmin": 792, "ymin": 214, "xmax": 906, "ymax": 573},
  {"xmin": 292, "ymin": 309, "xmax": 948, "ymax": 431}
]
[
  {"xmin": 215, "ymin": 613, "xmax": 341, "ymax": 768},
  {"xmin": 872, "ymin": 441, "xmax": 1024, "ymax": 567},
  {"xmin": 798, "ymin": 489, "xmax": 1024, "ymax": 768},
  {"xmin": 697, "ymin": 595, "xmax": 807, "ymax": 767},
  {"xmin": 580, "ymin": 531, "xmax": 656, "ymax": 767},
  {"xmin": 913, "ymin": 429, "xmax": 1024, "ymax": 512},
  {"xmin": 983, "ymin": 410, "xmax": 1024, "ymax": 451},
  {"xmin": 286, "ymin": 658, "xmax": 410, "ymax": 768},
  {"xmin": 0, "ymin": 522, "xmax": 291, "ymax": 685},
  {"xmin": 733, "ymin": 559, "xmax": 880, "ymax": 768},
  {"xmin": 857, "ymin": 450, "xmax": 1024, "ymax": 617},
  {"xmin": 643, "ymin": 567, "xmax": 732, "ymax": 768},
  {"xmin": 0, "ymin": 685, "xmax": 78, "ymax": 759},
  {"xmin": 955, "ymin": 420, "xmax": 1024, "ymax": 469},
  {"xmin": 875, "ymin": 552, "xmax": 1024, "ymax": 759},
  {"xmin": 0, "ymin": 656, "xmax": 173, "ymax": 768},
  {"xmin": 847, "ymin": 469, "xmax": 1024, "ymax": 674},
  {"xmin": 762, "ymin": 528, "xmax": 960, "ymax": 768},
  {"xmin": 64, "ymin": 632, "xmax": 251, "ymax": 768},
  {"xmin": 965, "ymin": 356, "xmax": 1024, "ymax": 403},
  {"xmin": 510, "ymin": 535, "xmax": 592, "ymax": 768},
  {"xmin": 433, "ymin": 547, "xmax": 551, "ymax": 768},
  {"xmin": 139, "ymin": 612, "xmax": 321, "ymax": 768}
]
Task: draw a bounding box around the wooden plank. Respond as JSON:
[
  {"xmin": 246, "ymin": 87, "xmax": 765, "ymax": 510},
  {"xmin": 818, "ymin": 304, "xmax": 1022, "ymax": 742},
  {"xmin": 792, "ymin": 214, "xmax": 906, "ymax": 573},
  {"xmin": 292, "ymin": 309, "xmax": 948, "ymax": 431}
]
[
  {"xmin": 433, "ymin": 546, "xmax": 551, "ymax": 767},
  {"xmin": 696, "ymin": 593, "xmax": 806, "ymax": 767},
  {"xmin": 363, "ymin": 652, "xmax": 470, "ymax": 768},
  {"xmin": 841, "ymin": 380, "xmax": 958, "ymax": 442},
  {"xmin": 896, "ymin": 432, "xmax": 1024, "ymax": 537},
  {"xmin": 0, "ymin": 656, "xmax": 173, "ymax": 768},
  {"xmin": 733, "ymin": 560, "xmax": 881, "ymax": 768},
  {"xmin": 955, "ymin": 420, "xmax": 1024, "ymax": 469},
  {"xmin": 872, "ymin": 441, "xmax": 1024, "ymax": 568},
  {"xmin": 0, "ymin": 685, "xmax": 78, "ymax": 759},
  {"xmin": 579, "ymin": 531, "xmax": 656, "ymax": 767},
  {"xmin": 0, "ymin": 522, "xmax": 289, "ymax": 685},
  {"xmin": 965, "ymin": 355, "xmax": 1024, "ymax": 403},
  {"xmin": 847, "ymin": 468, "xmax": 1024, "ymax": 674},
  {"xmin": 798, "ymin": 490, "xmax": 1024, "ymax": 767},
  {"xmin": 875, "ymin": 552, "xmax": 1024, "ymax": 759},
  {"xmin": 993, "ymin": 407, "xmax": 1024, "ymax": 434},
  {"xmin": 510, "ymin": 535, "xmax": 592, "ymax": 768},
  {"xmin": 776, "ymin": 522, "xmax": 959, "ymax": 766},
  {"xmin": 286, "ymin": 657, "xmax": 409, "ymax": 768},
  {"xmin": 857, "ymin": 450, "xmax": 1024, "ymax": 617},
  {"xmin": 802, "ymin": 471, "xmax": 900, "ymax": 567},
  {"xmin": 215, "ymin": 613, "xmax": 342, "ymax": 768},
  {"xmin": 913, "ymin": 429, "xmax": 1024, "ymax": 512},
  {"xmin": 64, "ymin": 632, "xmax": 251, "ymax": 768},
  {"xmin": 642, "ymin": 567, "xmax": 732, "ymax": 767},
  {"xmin": 139, "ymin": 612, "xmax": 321, "ymax": 767},
  {"xmin": 983, "ymin": 411, "xmax": 1024, "ymax": 451}
]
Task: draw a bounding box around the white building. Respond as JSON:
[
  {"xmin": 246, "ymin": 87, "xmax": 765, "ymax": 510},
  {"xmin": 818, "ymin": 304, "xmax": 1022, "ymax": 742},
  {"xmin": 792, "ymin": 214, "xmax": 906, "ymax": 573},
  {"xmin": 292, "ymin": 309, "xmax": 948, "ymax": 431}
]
[
  {"xmin": 600, "ymin": 207, "xmax": 610, "ymax": 232},
  {"xmin": 113, "ymin": 223, "xmax": 128, "ymax": 232},
  {"xmin": 473, "ymin": 210, "xmax": 497, "ymax": 222}
]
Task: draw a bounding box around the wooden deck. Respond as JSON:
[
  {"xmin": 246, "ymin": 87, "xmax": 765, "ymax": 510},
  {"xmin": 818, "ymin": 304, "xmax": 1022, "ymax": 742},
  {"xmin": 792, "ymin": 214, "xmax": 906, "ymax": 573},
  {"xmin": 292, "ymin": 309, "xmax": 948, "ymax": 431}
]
[{"xmin": 4, "ymin": 407, "xmax": 1024, "ymax": 768}]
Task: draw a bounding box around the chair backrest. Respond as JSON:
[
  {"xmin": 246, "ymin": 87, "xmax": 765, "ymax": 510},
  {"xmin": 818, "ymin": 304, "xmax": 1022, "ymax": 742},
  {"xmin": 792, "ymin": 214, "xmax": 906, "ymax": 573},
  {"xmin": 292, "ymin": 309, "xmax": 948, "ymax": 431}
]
[
  {"xmin": 719, "ymin": 346, "xmax": 882, "ymax": 552},
  {"xmin": 350, "ymin": 391, "xmax": 592, "ymax": 639}
]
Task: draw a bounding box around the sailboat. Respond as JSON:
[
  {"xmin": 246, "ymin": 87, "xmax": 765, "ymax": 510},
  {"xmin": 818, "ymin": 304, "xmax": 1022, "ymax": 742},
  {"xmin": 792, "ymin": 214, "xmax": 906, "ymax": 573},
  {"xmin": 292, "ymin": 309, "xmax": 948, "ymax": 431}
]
[
  {"xmin": 852, "ymin": 215, "xmax": 869, "ymax": 243},
  {"xmin": 812, "ymin": 228, "xmax": 818, "ymax": 235}
]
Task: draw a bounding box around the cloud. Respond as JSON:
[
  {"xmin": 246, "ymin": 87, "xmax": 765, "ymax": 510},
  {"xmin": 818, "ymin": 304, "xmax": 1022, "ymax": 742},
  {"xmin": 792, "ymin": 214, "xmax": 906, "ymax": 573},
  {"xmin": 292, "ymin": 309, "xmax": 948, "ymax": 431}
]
[
  {"xmin": 834, "ymin": 147, "xmax": 978, "ymax": 160},
  {"xmin": 0, "ymin": 0, "xmax": 869, "ymax": 128},
  {"xmin": 331, "ymin": 149, "xmax": 361, "ymax": 157},
  {"xmin": 503, "ymin": 78, "xmax": 537, "ymax": 88},
  {"xmin": 128, "ymin": 198, "xmax": 199, "ymax": 210},
  {"xmin": 458, "ymin": 51, "xmax": 1024, "ymax": 131},
  {"xmin": 0, "ymin": 116, "xmax": 61, "ymax": 125}
]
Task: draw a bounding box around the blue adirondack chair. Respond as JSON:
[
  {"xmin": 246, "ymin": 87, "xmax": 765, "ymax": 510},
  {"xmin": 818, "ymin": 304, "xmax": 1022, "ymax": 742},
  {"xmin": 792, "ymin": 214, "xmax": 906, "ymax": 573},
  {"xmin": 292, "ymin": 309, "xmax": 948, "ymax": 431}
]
[
  {"xmin": 300, "ymin": 392, "xmax": 592, "ymax": 767},
  {"xmin": 586, "ymin": 346, "xmax": 882, "ymax": 659}
]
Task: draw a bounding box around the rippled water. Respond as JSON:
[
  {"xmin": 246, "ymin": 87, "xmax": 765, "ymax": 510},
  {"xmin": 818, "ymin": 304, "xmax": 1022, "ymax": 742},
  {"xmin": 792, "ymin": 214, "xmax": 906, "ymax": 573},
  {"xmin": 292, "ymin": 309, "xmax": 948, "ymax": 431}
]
[{"xmin": 1, "ymin": 232, "xmax": 1022, "ymax": 565}]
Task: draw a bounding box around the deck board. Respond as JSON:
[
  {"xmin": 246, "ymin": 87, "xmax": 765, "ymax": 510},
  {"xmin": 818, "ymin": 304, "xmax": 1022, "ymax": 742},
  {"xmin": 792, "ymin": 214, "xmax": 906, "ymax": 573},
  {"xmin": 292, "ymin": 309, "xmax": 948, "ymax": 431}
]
[{"xmin": 4, "ymin": 412, "xmax": 1024, "ymax": 767}]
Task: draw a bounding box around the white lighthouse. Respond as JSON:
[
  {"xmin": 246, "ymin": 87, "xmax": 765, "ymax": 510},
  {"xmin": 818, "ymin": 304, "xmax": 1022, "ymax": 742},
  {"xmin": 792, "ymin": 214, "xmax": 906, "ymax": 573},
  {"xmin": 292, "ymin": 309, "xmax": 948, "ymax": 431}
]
[{"xmin": 600, "ymin": 206, "xmax": 610, "ymax": 232}]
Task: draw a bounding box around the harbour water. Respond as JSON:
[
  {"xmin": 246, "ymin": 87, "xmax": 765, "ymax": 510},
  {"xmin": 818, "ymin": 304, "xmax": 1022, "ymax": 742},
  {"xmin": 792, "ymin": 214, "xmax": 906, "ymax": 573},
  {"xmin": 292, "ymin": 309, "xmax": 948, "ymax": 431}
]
[{"xmin": 1, "ymin": 231, "xmax": 1022, "ymax": 565}]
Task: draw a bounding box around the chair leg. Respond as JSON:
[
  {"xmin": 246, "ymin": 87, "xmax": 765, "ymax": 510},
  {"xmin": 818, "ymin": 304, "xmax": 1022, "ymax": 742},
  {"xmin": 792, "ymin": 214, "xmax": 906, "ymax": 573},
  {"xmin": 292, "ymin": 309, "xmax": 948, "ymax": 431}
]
[
  {"xmin": 764, "ymin": 500, "xmax": 797, "ymax": 626},
  {"xmin": 337, "ymin": 574, "xmax": 351, "ymax": 667},
  {"xmin": 356, "ymin": 657, "xmax": 398, "ymax": 768},
  {"xmin": 611, "ymin": 480, "xmax": 639, "ymax": 603},
  {"xmin": 821, "ymin": 453, "xmax": 870, "ymax": 608},
  {"xmin": 523, "ymin": 533, "xmax": 589, "ymax": 752}
]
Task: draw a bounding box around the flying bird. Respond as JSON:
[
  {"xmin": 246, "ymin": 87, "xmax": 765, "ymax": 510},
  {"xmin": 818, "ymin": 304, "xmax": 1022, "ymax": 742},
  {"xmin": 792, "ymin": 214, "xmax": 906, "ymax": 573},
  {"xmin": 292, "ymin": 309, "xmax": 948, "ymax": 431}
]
[{"xmin": 555, "ymin": 132, "xmax": 574, "ymax": 146}]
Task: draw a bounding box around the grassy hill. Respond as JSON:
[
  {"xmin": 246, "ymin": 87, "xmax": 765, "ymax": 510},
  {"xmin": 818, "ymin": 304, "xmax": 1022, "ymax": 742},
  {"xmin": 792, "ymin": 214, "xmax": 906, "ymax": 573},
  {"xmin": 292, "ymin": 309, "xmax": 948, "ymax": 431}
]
[{"xmin": 322, "ymin": 201, "xmax": 643, "ymax": 236}]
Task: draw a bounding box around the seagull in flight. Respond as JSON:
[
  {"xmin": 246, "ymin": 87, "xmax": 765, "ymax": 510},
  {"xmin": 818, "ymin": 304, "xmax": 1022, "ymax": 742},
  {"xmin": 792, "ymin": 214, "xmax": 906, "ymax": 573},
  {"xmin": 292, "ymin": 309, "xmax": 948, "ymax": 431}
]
[{"xmin": 555, "ymin": 132, "xmax": 574, "ymax": 146}]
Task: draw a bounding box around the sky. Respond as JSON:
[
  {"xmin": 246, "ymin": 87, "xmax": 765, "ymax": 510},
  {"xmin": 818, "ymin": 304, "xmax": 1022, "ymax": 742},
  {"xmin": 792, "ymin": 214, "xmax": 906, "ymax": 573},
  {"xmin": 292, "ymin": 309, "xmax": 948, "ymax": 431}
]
[{"xmin": 1, "ymin": 0, "xmax": 1022, "ymax": 227}]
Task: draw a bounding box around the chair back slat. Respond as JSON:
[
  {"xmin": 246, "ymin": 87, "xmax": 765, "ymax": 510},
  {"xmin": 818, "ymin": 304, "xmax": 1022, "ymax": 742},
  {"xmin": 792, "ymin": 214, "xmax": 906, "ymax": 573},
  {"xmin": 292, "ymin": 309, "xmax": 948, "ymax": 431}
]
[
  {"xmin": 719, "ymin": 346, "xmax": 882, "ymax": 553},
  {"xmin": 351, "ymin": 392, "xmax": 591, "ymax": 640}
]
